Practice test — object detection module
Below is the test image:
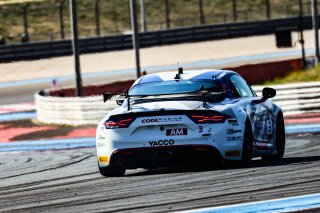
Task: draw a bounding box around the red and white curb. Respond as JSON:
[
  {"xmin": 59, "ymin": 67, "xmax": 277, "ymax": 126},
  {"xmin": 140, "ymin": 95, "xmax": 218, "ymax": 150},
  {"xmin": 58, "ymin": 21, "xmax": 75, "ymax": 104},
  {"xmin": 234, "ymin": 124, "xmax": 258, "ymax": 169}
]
[{"xmin": 0, "ymin": 102, "xmax": 35, "ymax": 114}]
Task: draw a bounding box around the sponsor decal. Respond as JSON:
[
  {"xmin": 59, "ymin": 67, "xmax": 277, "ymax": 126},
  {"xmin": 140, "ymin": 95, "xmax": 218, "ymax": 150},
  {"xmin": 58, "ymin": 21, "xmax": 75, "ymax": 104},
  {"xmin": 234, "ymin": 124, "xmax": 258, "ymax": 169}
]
[
  {"xmin": 267, "ymin": 119, "xmax": 273, "ymax": 134},
  {"xmin": 141, "ymin": 117, "xmax": 183, "ymax": 124},
  {"xmin": 142, "ymin": 118, "xmax": 159, "ymax": 123},
  {"xmin": 227, "ymin": 136, "xmax": 243, "ymax": 141},
  {"xmin": 98, "ymin": 135, "xmax": 106, "ymax": 140},
  {"xmin": 98, "ymin": 156, "xmax": 109, "ymax": 163},
  {"xmin": 97, "ymin": 142, "xmax": 106, "ymax": 147},
  {"xmin": 228, "ymin": 119, "xmax": 239, "ymax": 126},
  {"xmin": 149, "ymin": 139, "xmax": 175, "ymax": 146},
  {"xmin": 226, "ymin": 129, "xmax": 242, "ymax": 134},
  {"xmin": 97, "ymin": 135, "xmax": 106, "ymax": 147},
  {"xmin": 166, "ymin": 128, "xmax": 187, "ymax": 136}
]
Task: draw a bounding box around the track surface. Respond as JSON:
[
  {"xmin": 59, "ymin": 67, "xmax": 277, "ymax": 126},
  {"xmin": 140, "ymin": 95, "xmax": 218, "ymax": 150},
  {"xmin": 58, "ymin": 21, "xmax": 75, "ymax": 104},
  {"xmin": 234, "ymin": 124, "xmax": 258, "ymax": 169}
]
[{"xmin": 0, "ymin": 135, "xmax": 320, "ymax": 212}]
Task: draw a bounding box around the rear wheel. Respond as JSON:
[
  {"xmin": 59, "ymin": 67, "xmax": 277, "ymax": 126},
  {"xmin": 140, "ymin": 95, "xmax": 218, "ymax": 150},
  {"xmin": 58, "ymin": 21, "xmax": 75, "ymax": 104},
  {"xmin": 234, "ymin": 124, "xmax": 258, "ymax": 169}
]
[
  {"xmin": 241, "ymin": 119, "xmax": 253, "ymax": 163},
  {"xmin": 261, "ymin": 112, "xmax": 285, "ymax": 161},
  {"xmin": 98, "ymin": 160, "xmax": 126, "ymax": 177}
]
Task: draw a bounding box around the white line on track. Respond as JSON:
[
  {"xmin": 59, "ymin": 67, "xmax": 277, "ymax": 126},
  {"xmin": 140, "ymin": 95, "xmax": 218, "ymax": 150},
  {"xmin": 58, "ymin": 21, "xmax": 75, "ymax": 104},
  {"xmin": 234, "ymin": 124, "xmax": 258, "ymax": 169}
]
[{"xmin": 180, "ymin": 193, "xmax": 320, "ymax": 213}]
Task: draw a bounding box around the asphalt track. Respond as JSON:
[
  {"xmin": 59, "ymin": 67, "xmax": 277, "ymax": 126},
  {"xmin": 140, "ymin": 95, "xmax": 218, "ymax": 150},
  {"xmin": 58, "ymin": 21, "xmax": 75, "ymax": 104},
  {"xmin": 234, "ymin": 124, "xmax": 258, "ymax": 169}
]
[{"xmin": 1, "ymin": 134, "xmax": 320, "ymax": 212}]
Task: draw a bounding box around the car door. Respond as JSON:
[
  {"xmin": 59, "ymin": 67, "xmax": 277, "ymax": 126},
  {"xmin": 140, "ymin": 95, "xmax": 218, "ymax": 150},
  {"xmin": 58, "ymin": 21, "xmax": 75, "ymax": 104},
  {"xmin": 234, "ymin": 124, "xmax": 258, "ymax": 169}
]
[{"xmin": 228, "ymin": 75, "xmax": 275, "ymax": 150}]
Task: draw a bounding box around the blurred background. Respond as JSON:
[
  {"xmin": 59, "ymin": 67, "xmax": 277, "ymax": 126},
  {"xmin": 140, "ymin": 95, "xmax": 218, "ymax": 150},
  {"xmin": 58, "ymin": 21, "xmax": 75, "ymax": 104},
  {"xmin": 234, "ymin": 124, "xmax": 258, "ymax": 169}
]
[
  {"xmin": 1, "ymin": 1, "xmax": 320, "ymax": 212},
  {"xmin": 0, "ymin": 0, "xmax": 316, "ymax": 44}
]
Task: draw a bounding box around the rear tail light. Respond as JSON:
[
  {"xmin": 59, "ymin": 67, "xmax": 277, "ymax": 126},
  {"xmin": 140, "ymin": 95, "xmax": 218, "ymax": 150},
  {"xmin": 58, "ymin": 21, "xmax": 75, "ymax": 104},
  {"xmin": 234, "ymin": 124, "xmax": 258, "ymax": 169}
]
[
  {"xmin": 190, "ymin": 115, "xmax": 226, "ymax": 123},
  {"xmin": 104, "ymin": 118, "xmax": 133, "ymax": 129}
]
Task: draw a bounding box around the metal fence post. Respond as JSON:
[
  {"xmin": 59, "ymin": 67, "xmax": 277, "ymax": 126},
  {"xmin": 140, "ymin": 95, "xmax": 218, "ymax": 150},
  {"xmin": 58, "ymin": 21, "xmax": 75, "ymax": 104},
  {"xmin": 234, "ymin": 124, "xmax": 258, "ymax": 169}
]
[
  {"xmin": 140, "ymin": 0, "xmax": 147, "ymax": 32},
  {"xmin": 95, "ymin": 0, "xmax": 101, "ymax": 36},
  {"xmin": 59, "ymin": 0, "xmax": 66, "ymax": 40},
  {"xmin": 69, "ymin": 0, "xmax": 83, "ymax": 97},
  {"xmin": 130, "ymin": 0, "xmax": 141, "ymax": 78},
  {"xmin": 298, "ymin": 0, "xmax": 306, "ymax": 69},
  {"xmin": 22, "ymin": 4, "xmax": 30, "ymax": 42},
  {"xmin": 312, "ymin": 0, "xmax": 320, "ymax": 64},
  {"xmin": 165, "ymin": 0, "xmax": 170, "ymax": 29},
  {"xmin": 232, "ymin": 0, "xmax": 237, "ymax": 22},
  {"xmin": 266, "ymin": 0, "xmax": 271, "ymax": 19},
  {"xmin": 199, "ymin": 0, "xmax": 205, "ymax": 24}
]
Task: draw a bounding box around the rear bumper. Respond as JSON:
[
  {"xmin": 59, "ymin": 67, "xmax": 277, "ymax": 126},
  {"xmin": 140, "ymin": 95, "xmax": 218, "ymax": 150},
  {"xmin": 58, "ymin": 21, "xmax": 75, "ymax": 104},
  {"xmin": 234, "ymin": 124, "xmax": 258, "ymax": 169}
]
[{"xmin": 110, "ymin": 145, "xmax": 223, "ymax": 169}]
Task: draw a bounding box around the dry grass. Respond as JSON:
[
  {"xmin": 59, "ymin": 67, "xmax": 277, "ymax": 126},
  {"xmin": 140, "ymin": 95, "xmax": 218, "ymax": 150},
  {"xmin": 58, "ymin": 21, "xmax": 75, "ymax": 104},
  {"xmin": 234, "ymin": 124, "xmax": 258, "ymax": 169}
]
[
  {"xmin": 264, "ymin": 66, "xmax": 320, "ymax": 85},
  {"xmin": 0, "ymin": 0, "xmax": 45, "ymax": 5}
]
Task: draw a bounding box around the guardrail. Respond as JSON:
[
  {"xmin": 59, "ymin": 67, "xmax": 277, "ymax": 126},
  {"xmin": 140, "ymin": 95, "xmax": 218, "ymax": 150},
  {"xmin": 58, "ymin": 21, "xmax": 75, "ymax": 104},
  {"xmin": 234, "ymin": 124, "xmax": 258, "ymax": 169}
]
[
  {"xmin": 0, "ymin": 16, "xmax": 315, "ymax": 63},
  {"xmin": 253, "ymin": 82, "xmax": 320, "ymax": 115},
  {"xmin": 35, "ymin": 81, "xmax": 320, "ymax": 126}
]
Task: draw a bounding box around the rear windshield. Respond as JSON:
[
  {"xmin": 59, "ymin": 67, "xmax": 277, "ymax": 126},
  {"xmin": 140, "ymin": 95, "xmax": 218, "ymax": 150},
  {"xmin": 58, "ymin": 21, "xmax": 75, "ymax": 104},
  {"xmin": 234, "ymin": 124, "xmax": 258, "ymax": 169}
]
[{"xmin": 129, "ymin": 80, "xmax": 223, "ymax": 96}]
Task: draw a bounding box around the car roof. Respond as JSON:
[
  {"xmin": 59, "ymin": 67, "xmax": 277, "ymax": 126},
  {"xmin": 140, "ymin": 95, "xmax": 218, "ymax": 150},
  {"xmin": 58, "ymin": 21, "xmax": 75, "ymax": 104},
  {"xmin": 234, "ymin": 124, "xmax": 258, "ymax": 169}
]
[{"xmin": 136, "ymin": 69, "xmax": 237, "ymax": 86}]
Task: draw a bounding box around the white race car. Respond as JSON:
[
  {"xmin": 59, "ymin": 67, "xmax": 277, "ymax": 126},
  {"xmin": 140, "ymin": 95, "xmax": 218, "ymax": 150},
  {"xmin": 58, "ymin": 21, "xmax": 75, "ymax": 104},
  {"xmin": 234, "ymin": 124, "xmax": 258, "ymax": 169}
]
[{"xmin": 96, "ymin": 69, "xmax": 285, "ymax": 176}]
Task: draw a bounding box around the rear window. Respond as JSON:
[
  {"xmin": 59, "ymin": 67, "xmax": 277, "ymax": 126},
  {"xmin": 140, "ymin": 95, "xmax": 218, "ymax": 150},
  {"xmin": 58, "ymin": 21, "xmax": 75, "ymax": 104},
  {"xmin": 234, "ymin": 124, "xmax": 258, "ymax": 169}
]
[{"xmin": 129, "ymin": 80, "xmax": 223, "ymax": 96}]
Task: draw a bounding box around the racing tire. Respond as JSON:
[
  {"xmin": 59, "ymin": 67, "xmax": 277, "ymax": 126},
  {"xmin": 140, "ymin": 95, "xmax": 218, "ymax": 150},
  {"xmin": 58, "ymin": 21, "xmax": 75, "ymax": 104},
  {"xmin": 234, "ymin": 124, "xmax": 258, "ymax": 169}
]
[
  {"xmin": 98, "ymin": 161, "xmax": 126, "ymax": 177},
  {"xmin": 241, "ymin": 119, "xmax": 253, "ymax": 163},
  {"xmin": 261, "ymin": 112, "xmax": 285, "ymax": 161}
]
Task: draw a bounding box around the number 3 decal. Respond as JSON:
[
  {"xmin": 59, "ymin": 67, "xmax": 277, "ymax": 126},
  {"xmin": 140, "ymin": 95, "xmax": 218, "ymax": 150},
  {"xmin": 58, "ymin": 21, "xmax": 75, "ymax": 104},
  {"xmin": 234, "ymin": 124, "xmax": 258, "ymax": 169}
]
[{"xmin": 198, "ymin": 126, "xmax": 203, "ymax": 133}]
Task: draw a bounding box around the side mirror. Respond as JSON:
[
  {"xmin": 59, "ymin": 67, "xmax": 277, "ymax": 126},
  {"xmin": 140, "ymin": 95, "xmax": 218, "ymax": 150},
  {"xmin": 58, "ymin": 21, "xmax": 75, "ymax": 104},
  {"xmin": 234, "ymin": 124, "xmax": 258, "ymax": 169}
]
[
  {"xmin": 115, "ymin": 95, "xmax": 125, "ymax": 105},
  {"xmin": 262, "ymin": 87, "xmax": 276, "ymax": 100},
  {"xmin": 103, "ymin": 93, "xmax": 126, "ymax": 105}
]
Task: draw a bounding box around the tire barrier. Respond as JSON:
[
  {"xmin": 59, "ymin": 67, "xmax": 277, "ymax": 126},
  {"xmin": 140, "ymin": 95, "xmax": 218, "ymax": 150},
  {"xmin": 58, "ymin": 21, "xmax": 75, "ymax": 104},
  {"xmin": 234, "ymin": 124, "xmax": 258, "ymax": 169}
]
[
  {"xmin": 253, "ymin": 81, "xmax": 320, "ymax": 115},
  {"xmin": 35, "ymin": 93, "xmax": 118, "ymax": 125}
]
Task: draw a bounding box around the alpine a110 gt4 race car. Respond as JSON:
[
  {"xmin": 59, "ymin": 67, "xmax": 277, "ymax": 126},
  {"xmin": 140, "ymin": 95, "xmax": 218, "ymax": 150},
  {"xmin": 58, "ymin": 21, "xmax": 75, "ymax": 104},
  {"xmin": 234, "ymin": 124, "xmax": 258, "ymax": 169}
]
[{"xmin": 96, "ymin": 69, "xmax": 285, "ymax": 177}]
